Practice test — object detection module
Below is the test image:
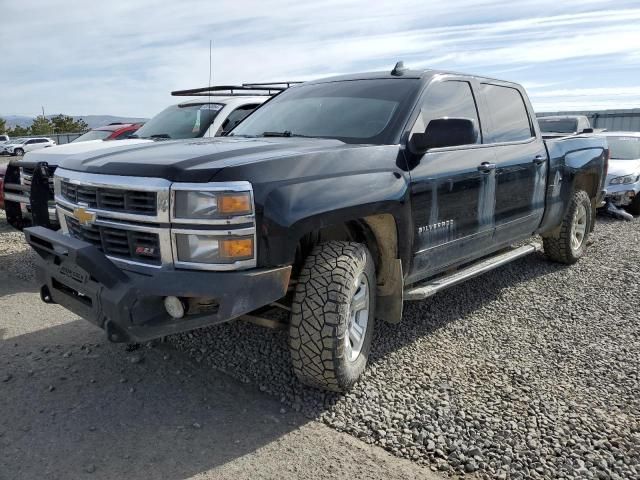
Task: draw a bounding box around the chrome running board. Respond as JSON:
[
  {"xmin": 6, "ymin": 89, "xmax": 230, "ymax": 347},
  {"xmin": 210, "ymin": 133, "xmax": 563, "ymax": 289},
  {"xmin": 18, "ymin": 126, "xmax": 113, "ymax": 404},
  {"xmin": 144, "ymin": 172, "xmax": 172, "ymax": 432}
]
[{"xmin": 404, "ymin": 242, "xmax": 543, "ymax": 301}]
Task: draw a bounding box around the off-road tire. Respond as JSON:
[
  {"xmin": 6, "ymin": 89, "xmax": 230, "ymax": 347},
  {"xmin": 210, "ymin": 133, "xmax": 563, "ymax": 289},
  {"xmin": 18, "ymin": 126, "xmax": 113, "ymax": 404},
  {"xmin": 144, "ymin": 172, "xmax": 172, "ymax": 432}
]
[
  {"xmin": 14, "ymin": 148, "xmax": 24, "ymax": 156},
  {"xmin": 289, "ymin": 241, "xmax": 376, "ymax": 392},
  {"xmin": 543, "ymin": 190, "xmax": 592, "ymax": 264},
  {"xmin": 624, "ymin": 195, "xmax": 640, "ymax": 216}
]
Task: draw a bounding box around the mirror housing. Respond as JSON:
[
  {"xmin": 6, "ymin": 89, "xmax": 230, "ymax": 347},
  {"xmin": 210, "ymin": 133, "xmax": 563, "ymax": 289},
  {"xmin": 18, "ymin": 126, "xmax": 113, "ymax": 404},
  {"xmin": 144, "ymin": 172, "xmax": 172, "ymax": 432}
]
[
  {"xmin": 581, "ymin": 128, "xmax": 594, "ymax": 134},
  {"xmin": 409, "ymin": 117, "xmax": 478, "ymax": 155}
]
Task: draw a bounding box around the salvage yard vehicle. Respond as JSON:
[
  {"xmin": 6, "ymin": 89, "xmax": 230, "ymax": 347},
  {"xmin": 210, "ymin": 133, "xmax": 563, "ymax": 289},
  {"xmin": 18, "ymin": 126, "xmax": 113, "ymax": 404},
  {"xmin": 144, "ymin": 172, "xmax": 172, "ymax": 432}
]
[
  {"xmin": 597, "ymin": 131, "xmax": 640, "ymax": 216},
  {"xmin": 1, "ymin": 137, "xmax": 56, "ymax": 156},
  {"xmin": 538, "ymin": 115, "xmax": 593, "ymax": 139},
  {"xmin": 2, "ymin": 84, "xmax": 276, "ymax": 230},
  {"xmin": 72, "ymin": 122, "xmax": 143, "ymax": 143},
  {"xmin": 25, "ymin": 65, "xmax": 608, "ymax": 392}
]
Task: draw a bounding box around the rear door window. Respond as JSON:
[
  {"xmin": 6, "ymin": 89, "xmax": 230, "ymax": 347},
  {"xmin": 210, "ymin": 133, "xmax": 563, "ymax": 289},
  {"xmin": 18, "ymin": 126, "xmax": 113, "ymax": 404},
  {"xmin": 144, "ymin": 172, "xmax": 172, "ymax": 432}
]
[{"xmin": 481, "ymin": 84, "xmax": 533, "ymax": 143}]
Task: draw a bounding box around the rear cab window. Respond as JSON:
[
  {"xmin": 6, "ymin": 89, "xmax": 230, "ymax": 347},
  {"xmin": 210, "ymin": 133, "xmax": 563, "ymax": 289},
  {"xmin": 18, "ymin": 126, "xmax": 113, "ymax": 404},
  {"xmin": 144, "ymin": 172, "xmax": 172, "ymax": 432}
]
[{"xmin": 480, "ymin": 84, "xmax": 534, "ymax": 143}]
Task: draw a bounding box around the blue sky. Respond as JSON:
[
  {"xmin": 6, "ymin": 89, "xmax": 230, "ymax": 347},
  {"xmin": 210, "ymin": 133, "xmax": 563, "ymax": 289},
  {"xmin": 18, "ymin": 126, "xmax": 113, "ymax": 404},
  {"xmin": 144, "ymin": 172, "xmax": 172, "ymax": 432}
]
[{"xmin": 1, "ymin": 0, "xmax": 639, "ymax": 117}]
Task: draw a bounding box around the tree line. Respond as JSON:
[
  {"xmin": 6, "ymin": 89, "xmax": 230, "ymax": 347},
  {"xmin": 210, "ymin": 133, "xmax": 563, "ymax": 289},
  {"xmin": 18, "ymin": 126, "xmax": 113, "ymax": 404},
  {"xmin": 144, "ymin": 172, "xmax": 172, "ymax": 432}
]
[{"xmin": 0, "ymin": 115, "xmax": 89, "ymax": 137}]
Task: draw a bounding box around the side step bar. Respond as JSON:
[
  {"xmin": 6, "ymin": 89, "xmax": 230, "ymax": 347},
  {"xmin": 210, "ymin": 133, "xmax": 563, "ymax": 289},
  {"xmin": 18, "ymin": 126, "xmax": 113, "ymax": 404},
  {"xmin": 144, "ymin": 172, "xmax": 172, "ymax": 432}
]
[{"xmin": 404, "ymin": 242, "xmax": 542, "ymax": 301}]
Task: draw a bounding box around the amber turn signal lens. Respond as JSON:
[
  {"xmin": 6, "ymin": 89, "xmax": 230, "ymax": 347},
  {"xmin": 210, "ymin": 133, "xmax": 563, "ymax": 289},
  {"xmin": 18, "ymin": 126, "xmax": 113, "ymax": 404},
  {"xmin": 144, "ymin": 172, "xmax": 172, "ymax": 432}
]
[
  {"xmin": 220, "ymin": 238, "xmax": 253, "ymax": 259},
  {"xmin": 218, "ymin": 193, "xmax": 252, "ymax": 215}
]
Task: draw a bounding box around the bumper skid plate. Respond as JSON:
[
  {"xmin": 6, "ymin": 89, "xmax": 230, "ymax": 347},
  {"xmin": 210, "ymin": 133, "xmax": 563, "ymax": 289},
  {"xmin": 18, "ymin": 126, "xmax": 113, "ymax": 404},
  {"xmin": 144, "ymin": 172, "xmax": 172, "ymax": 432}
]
[{"xmin": 24, "ymin": 226, "xmax": 292, "ymax": 343}]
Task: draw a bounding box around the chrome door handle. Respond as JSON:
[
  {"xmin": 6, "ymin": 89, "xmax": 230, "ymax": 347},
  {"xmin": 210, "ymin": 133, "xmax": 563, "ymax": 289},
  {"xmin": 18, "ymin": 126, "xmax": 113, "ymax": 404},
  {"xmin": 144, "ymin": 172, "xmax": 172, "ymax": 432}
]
[
  {"xmin": 533, "ymin": 155, "xmax": 546, "ymax": 165},
  {"xmin": 477, "ymin": 162, "xmax": 496, "ymax": 172}
]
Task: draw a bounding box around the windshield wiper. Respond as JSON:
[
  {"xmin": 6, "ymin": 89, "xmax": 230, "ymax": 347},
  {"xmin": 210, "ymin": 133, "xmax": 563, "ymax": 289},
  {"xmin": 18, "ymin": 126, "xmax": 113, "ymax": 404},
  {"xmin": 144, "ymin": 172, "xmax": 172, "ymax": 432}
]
[
  {"xmin": 149, "ymin": 134, "xmax": 171, "ymax": 139},
  {"xmin": 262, "ymin": 130, "xmax": 293, "ymax": 137}
]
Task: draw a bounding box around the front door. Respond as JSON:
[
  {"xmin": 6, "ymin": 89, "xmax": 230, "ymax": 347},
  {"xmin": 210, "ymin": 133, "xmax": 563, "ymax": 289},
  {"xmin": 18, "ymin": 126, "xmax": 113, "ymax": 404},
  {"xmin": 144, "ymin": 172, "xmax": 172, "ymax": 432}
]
[{"xmin": 405, "ymin": 78, "xmax": 496, "ymax": 284}]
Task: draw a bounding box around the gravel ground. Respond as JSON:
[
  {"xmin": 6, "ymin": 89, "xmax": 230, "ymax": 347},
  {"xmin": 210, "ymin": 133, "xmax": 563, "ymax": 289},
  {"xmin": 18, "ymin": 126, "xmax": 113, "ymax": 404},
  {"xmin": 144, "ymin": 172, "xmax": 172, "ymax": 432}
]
[
  {"xmin": 171, "ymin": 216, "xmax": 640, "ymax": 480},
  {"xmin": 2, "ymin": 210, "xmax": 639, "ymax": 479},
  {"xmin": 0, "ymin": 211, "xmax": 436, "ymax": 480}
]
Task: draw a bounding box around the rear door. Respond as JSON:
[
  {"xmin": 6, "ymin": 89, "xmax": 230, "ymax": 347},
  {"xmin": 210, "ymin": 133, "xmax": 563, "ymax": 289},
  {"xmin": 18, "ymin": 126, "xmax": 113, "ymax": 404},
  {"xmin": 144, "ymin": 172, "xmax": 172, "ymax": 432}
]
[
  {"xmin": 478, "ymin": 83, "xmax": 547, "ymax": 243},
  {"xmin": 406, "ymin": 77, "xmax": 496, "ymax": 283}
]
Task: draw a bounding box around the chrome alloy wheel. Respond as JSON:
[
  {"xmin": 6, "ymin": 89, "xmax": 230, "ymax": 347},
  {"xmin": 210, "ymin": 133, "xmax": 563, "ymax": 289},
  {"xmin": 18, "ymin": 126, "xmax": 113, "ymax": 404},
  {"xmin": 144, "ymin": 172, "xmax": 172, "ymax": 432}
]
[
  {"xmin": 570, "ymin": 203, "xmax": 588, "ymax": 251},
  {"xmin": 345, "ymin": 272, "xmax": 370, "ymax": 362}
]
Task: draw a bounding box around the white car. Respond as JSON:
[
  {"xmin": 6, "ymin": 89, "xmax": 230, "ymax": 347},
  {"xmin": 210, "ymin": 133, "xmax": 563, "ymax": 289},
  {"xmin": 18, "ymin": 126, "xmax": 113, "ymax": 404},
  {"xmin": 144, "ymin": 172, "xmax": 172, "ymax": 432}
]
[
  {"xmin": 2, "ymin": 137, "xmax": 56, "ymax": 156},
  {"xmin": 597, "ymin": 131, "xmax": 640, "ymax": 215},
  {"xmin": 4, "ymin": 85, "xmax": 279, "ymax": 229},
  {"xmin": 21, "ymin": 94, "xmax": 269, "ymax": 165},
  {"xmin": 0, "ymin": 134, "xmax": 9, "ymax": 144}
]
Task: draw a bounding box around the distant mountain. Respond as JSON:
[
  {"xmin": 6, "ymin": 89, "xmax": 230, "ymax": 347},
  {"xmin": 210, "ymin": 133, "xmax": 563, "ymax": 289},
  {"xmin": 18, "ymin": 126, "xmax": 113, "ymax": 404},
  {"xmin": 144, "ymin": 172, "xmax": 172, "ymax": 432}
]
[{"xmin": 2, "ymin": 114, "xmax": 149, "ymax": 130}]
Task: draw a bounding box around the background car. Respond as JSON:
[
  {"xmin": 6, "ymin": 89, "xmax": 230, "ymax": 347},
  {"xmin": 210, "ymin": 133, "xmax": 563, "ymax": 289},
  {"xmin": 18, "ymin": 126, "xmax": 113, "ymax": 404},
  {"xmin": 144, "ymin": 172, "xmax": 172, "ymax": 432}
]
[
  {"xmin": 2, "ymin": 137, "xmax": 56, "ymax": 156},
  {"xmin": 597, "ymin": 131, "xmax": 640, "ymax": 215},
  {"xmin": 0, "ymin": 134, "xmax": 9, "ymax": 144},
  {"xmin": 538, "ymin": 115, "xmax": 593, "ymax": 138},
  {"xmin": 72, "ymin": 122, "xmax": 143, "ymax": 143}
]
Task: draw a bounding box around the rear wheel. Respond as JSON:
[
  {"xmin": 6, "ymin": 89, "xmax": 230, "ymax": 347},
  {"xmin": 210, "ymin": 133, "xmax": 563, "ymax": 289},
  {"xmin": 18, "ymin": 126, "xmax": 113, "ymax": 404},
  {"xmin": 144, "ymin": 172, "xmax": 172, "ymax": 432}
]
[
  {"xmin": 14, "ymin": 148, "xmax": 24, "ymax": 156},
  {"xmin": 289, "ymin": 241, "xmax": 376, "ymax": 392},
  {"xmin": 625, "ymin": 195, "xmax": 640, "ymax": 216},
  {"xmin": 543, "ymin": 190, "xmax": 592, "ymax": 264}
]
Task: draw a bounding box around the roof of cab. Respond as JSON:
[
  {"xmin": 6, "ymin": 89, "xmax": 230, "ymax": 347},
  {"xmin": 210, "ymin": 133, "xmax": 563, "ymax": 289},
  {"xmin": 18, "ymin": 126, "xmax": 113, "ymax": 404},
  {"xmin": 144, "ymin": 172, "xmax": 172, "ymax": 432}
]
[{"xmin": 296, "ymin": 67, "xmax": 523, "ymax": 89}]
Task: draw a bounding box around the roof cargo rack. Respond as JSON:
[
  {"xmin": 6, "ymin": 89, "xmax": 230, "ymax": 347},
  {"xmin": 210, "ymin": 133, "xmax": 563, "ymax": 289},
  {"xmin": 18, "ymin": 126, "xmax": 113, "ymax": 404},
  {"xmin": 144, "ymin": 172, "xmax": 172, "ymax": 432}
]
[{"xmin": 171, "ymin": 82, "xmax": 302, "ymax": 97}]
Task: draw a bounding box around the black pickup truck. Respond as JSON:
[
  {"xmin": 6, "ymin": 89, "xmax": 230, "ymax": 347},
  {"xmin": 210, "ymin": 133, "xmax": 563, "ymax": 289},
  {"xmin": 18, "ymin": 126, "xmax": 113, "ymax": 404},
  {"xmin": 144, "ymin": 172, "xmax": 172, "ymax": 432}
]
[{"xmin": 25, "ymin": 65, "xmax": 608, "ymax": 392}]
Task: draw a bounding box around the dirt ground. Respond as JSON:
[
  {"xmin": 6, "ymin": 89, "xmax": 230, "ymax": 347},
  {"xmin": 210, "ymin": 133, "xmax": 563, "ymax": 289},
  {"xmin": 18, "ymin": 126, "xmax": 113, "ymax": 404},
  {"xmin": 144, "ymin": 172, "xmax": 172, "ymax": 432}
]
[{"xmin": 0, "ymin": 246, "xmax": 440, "ymax": 479}]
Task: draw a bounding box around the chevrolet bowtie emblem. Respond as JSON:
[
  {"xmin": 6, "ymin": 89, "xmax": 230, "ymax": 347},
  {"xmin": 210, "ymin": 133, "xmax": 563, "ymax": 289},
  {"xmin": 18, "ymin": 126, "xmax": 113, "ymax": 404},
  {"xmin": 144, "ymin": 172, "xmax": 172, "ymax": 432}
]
[{"xmin": 72, "ymin": 207, "xmax": 96, "ymax": 226}]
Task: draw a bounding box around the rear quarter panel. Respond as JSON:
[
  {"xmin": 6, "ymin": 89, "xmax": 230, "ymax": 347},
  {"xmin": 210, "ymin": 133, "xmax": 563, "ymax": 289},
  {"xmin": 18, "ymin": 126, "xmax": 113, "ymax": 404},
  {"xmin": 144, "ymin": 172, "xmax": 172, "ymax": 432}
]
[{"xmin": 537, "ymin": 135, "xmax": 607, "ymax": 234}]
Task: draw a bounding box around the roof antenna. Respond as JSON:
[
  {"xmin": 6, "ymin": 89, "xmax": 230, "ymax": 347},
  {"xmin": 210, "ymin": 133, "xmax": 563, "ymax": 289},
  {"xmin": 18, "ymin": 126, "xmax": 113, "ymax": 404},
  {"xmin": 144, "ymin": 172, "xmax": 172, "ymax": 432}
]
[
  {"xmin": 391, "ymin": 61, "xmax": 407, "ymax": 76},
  {"xmin": 207, "ymin": 39, "xmax": 213, "ymax": 137}
]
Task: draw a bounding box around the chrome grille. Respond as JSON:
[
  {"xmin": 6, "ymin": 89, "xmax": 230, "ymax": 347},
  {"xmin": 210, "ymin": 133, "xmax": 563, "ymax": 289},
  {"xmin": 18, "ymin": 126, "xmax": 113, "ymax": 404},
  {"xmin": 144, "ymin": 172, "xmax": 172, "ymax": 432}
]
[
  {"xmin": 60, "ymin": 180, "xmax": 157, "ymax": 215},
  {"xmin": 66, "ymin": 216, "xmax": 161, "ymax": 265}
]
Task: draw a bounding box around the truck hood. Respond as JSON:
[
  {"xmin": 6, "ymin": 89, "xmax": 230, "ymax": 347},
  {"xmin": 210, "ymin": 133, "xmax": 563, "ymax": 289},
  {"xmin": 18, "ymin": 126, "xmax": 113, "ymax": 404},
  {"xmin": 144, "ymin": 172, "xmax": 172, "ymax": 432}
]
[
  {"xmin": 57, "ymin": 137, "xmax": 366, "ymax": 182},
  {"xmin": 606, "ymin": 159, "xmax": 640, "ymax": 180},
  {"xmin": 21, "ymin": 138, "xmax": 153, "ymax": 166}
]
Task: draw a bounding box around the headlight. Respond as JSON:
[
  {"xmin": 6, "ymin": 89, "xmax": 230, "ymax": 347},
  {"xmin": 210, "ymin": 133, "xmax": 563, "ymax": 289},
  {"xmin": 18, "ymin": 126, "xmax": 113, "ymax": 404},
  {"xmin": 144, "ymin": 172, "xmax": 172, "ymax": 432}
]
[
  {"xmin": 610, "ymin": 174, "xmax": 640, "ymax": 185},
  {"xmin": 173, "ymin": 188, "xmax": 253, "ymax": 220},
  {"xmin": 174, "ymin": 233, "xmax": 254, "ymax": 264}
]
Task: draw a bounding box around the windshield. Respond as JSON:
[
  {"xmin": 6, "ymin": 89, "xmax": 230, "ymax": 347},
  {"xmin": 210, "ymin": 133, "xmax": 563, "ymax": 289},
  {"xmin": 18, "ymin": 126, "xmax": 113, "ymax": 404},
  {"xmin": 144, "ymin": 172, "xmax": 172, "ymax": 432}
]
[
  {"xmin": 538, "ymin": 118, "xmax": 578, "ymax": 134},
  {"xmin": 72, "ymin": 130, "xmax": 113, "ymax": 143},
  {"xmin": 230, "ymin": 79, "xmax": 421, "ymax": 144},
  {"xmin": 133, "ymin": 103, "xmax": 223, "ymax": 139},
  {"xmin": 606, "ymin": 136, "xmax": 640, "ymax": 160}
]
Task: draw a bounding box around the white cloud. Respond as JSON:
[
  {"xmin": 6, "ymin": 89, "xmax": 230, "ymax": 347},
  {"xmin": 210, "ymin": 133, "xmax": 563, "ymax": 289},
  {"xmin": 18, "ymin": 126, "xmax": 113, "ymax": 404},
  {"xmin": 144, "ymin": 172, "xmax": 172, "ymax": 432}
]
[{"xmin": 1, "ymin": 0, "xmax": 639, "ymax": 116}]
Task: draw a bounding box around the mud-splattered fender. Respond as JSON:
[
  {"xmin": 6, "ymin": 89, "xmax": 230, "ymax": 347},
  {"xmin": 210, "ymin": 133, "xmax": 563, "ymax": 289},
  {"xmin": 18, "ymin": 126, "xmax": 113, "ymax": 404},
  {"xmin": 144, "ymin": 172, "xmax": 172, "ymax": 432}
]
[{"xmin": 258, "ymin": 171, "xmax": 413, "ymax": 268}]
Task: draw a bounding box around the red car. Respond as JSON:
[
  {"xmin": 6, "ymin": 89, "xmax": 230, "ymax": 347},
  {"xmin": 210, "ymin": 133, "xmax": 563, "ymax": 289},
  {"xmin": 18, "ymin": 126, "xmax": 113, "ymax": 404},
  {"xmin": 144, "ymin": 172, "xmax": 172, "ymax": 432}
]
[{"xmin": 72, "ymin": 123, "xmax": 143, "ymax": 143}]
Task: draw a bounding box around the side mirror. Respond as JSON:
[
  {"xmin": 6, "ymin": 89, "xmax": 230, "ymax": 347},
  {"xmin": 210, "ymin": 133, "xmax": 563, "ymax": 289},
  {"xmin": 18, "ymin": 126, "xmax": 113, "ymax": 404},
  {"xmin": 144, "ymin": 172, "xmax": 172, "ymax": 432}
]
[
  {"xmin": 409, "ymin": 118, "xmax": 478, "ymax": 155},
  {"xmin": 581, "ymin": 128, "xmax": 594, "ymax": 134}
]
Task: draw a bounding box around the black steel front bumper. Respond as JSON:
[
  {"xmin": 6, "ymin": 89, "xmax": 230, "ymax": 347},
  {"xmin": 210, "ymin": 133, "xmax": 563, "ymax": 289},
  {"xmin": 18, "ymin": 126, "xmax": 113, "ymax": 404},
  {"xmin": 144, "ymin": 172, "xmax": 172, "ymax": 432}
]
[{"xmin": 25, "ymin": 226, "xmax": 292, "ymax": 343}]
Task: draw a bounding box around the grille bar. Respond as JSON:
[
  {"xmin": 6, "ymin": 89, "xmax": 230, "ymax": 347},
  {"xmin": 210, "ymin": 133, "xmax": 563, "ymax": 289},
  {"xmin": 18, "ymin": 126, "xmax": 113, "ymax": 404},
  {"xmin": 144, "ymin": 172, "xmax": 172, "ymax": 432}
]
[
  {"xmin": 60, "ymin": 181, "xmax": 157, "ymax": 216},
  {"xmin": 66, "ymin": 216, "xmax": 161, "ymax": 265}
]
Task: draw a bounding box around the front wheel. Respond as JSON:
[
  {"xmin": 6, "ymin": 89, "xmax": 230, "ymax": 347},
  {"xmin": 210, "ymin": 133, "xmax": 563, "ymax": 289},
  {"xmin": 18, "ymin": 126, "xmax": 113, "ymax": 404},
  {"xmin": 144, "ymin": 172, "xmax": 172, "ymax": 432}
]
[
  {"xmin": 543, "ymin": 190, "xmax": 592, "ymax": 264},
  {"xmin": 14, "ymin": 148, "xmax": 24, "ymax": 156},
  {"xmin": 289, "ymin": 241, "xmax": 376, "ymax": 392}
]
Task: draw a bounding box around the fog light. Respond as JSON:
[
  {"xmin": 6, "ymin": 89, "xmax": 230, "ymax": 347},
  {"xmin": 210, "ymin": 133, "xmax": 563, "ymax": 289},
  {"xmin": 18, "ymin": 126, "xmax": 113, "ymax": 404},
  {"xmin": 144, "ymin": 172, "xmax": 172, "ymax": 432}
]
[{"xmin": 164, "ymin": 296, "xmax": 185, "ymax": 319}]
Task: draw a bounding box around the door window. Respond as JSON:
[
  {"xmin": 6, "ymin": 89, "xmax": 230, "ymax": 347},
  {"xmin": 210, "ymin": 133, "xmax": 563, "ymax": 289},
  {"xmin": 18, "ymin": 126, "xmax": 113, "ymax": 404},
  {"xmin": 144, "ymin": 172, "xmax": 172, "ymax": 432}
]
[
  {"xmin": 481, "ymin": 84, "xmax": 533, "ymax": 143},
  {"xmin": 219, "ymin": 104, "xmax": 259, "ymax": 135},
  {"xmin": 412, "ymin": 80, "xmax": 481, "ymax": 144}
]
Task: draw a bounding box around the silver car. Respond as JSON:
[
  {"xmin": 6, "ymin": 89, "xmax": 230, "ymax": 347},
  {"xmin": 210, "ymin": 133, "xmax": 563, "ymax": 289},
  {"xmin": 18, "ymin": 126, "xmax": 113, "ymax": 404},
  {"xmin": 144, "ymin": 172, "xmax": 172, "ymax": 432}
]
[{"xmin": 598, "ymin": 131, "xmax": 640, "ymax": 215}]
